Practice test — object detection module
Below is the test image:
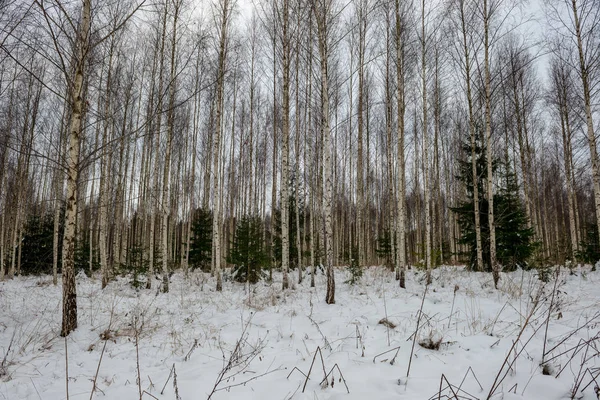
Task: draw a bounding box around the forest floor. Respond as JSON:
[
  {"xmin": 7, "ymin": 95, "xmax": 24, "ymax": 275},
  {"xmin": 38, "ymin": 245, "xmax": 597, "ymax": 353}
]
[{"xmin": 0, "ymin": 265, "xmax": 599, "ymax": 400}]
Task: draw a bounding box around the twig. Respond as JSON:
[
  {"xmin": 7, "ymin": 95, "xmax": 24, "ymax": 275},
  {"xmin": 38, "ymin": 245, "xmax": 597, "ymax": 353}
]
[
  {"xmin": 372, "ymin": 346, "xmax": 402, "ymax": 364},
  {"xmin": 142, "ymin": 390, "xmax": 158, "ymax": 400},
  {"xmin": 320, "ymin": 363, "xmax": 350, "ymax": 393},
  {"xmin": 207, "ymin": 314, "xmax": 266, "ymax": 399},
  {"xmin": 355, "ymin": 325, "xmax": 365, "ymax": 356},
  {"xmin": 160, "ymin": 364, "xmax": 175, "ymax": 395},
  {"xmin": 457, "ymin": 366, "xmax": 483, "ymax": 392},
  {"xmin": 542, "ymin": 266, "xmax": 561, "ymax": 365},
  {"xmin": 136, "ymin": 318, "xmax": 142, "ymax": 400},
  {"xmin": 308, "ymin": 314, "xmax": 331, "ymax": 351},
  {"xmin": 428, "ymin": 374, "xmax": 481, "ymax": 400},
  {"xmin": 172, "ymin": 364, "xmax": 181, "ymax": 400},
  {"xmin": 65, "ymin": 336, "xmax": 70, "ymax": 400},
  {"xmin": 30, "ymin": 378, "xmax": 42, "ymax": 400},
  {"xmin": 580, "ymin": 367, "xmax": 600, "ymax": 392},
  {"xmin": 215, "ymin": 366, "xmax": 282, "ymax": 391},
  {"xmin": 544, "ymin": 311, "xmax": 600, "ymax": 356},
  {"xmin": 407, "ymin": 284, "xmax": 429, "ymax": 377},
  {"xmin": 287, "ymin": 367, "xmax": 308, "ymax": 379},
  {"xmin": 184, "ymin": 339, "xmax": 198, "ymax": 362},
  {"xmin": 383, "ymin": 289, "xmax": 390, "ymax": 346},
  {"xmin": 447, "ymin": 285, "xmax": 459, "ymax": 330},
  {"xmin": 302, "ymin": 346, "xmax": 327, "ymax": 393},
  {"xmin": 436, "ymin": 374, "xmax": 459, "ymax": 400},
  {"xmin": 486, "ymin": 292, "xmax": 544, "ymax": 399},
  {"xmin": 89, "ymin": 337, "xmax": 108, "ymax": 400},
  {"xmin": 0, "ymin": 330, "xmax": 15, "ymax": 376}
]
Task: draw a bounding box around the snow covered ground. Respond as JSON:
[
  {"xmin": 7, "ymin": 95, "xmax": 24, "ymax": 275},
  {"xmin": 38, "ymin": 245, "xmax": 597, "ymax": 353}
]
[{"xmin": 0, "ymin": 266, "xmax": 598, "ymax": 400}]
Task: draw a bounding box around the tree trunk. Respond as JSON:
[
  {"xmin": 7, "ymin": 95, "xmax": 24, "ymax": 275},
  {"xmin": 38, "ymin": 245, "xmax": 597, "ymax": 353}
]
[
  {"xmin": 147, "ymin": 4, "xmax": 168, "ymax": 290},
  {"xmin": 281, "ymin": 0, "xmax": 291, "ymax": 290},
  {"xmin": 421, "ymin": 0, "xmax": 432, "ymax": 285},
  {"xmin": 483, "ymin": 0, "xmax": 499, "ymax": 287},
  {"xmin": 212, "ymin": 0, "xmax": 231, "ymax": 292},
  {"xmin": 61, "ymin": 0, "xmax": 91, "ymax": 337},
  {"xmin": 394, "ymin": 0, "xmax": 407, "ymax": 288},
  {"xmin": 570, "ymin": 0, "xmax": 600, "ymax": 248},
  {"xmin": 458, "ymin": 0, "xmax": 483, "ymax": 272},
  {"xmin": 313, "ymin": 0, "xmax": 335, "ymax": 304},
  {"xmin": 160, "ymin": 0, "xmax": 181, "ymax": 293}
]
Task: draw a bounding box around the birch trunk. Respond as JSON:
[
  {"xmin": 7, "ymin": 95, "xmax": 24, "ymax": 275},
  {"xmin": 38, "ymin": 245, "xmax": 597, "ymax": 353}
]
[
  {"xmin": 356, "ymin": 0, "xmax": 367, "ymax": 269},
  {"xmin": 147, "ymin": 5, "xmax": 168, "ymax": 289},
  {"xmin": 313, "ymin": 0, "xmax": 335, "ymax": 304},
  {"xmin": 212, "ymin": 0, "xmax": 231, "ymax": 292},
  {"xmin": 458, "ymin": 0, "xmax": 483, "ymax": 271},
  {"xmin": 421, "ymin": 0, "xmax": 432, "ymax": 285},
  {"xmin": 394, "ymin": 0, "xmax": 407, "ymax": 288},
  {"xmin": 570, "ymin": 0, "xmax": 600, "ymax": 248},
  {"xmin": 61, "ymin": 0, "xmax": 91, "ymax": 336},
  {"xmin": 281, "ymin": 0, "xmax": 291, "ymax": 290},
  {"xmin": 99, "ymin": 41, "xmax": 115, "ymax": 289},
  {"xmin": 160, "ymin": 0, "xmax": 181, "ymax": 293}
]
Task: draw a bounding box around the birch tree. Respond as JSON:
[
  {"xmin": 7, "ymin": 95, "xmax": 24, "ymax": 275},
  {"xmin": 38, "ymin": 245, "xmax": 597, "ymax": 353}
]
[
  {"xmin": 311, "ymin": 0, "xmax": 336, "ymax": 304},
  {"xmin": 212, "ymin": 0, "xmax": 234, "ymax": 292},
  {"xmin": 547, "ymin": 0, "xmax": 600, "ymax": 248},
  {"xmin": 448, "ymin": 0, "xmax": 484, "ymax": 271}
]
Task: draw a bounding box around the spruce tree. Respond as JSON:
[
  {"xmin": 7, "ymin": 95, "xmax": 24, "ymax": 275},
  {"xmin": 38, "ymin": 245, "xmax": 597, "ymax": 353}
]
[
  {"xmin": 21, "ymin": 211, "xmax": 60, "ymax": 274},
  {"xmin": 189, "ymin": 207, "xmax": 213, "ymax": 271},
  {"xmin": 376, "ymin": 229, "xmax": 394, "ymax": 270},
  {"xmin": 576, "ymin": 223, "xmax": 600, "ymax": 264},
  {"xmin": 452, "ymin": 128, "xmax": 534, "ymax": 271},
  {"xmin": 228, "ymin": 215, "xmax": 268, "ymax": 284},
  {"xmin": 495, "ymin": 163, "xmax": 536, "ymax": 269},
  {"xmin": 272, "ymin": 181, "xmax": 308, "ymax": 270}
]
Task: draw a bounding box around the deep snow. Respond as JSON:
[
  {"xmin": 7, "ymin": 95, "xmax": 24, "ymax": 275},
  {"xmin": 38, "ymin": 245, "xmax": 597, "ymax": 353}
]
[{"xmin": 0, "ymin": 266, "xmax": 598, "ymax": 400}]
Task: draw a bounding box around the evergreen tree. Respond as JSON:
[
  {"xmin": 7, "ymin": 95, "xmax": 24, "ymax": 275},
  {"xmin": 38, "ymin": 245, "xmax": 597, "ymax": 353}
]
[
  {"xmin": 189, "ymin": 207, "xmax": 213, "ymax": 271},
  {"xmin": 118, "ymin": 243, "xmax": 148, "ymax": 288},
  {"xmin": 21, "ymin": 211, "xmax": 62, "ymax": 274},
  {"xmin": 495, "ymin": 163, "xmax": 536, "ymax": 268},
  {"xmin": 452, "ymin": 128, "xmax": 534, "ymax": 271},
  {"xmin": 228, "ymin": 215, "xmax": 268, "ymax": 284},
  {"xmin": 376, "ymin": 229, "xmax": 394, "ymax": 270},
  {"xmin": 576, "ymin": 223, "xmax": 600, "ymax": 264},
  {"xmin": 272, "ymin": 180, "xmax": 309, "ymax": 269}
]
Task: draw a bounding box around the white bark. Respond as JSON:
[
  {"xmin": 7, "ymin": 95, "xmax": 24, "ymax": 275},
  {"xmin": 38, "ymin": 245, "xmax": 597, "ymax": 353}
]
[{"xmin": 61, "ymin": 0, "xmax": 91, "ymax": 336}]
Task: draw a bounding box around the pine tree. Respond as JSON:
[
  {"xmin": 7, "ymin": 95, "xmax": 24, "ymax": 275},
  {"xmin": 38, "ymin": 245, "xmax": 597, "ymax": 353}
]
[
  {"xmin": 228, "ymin": 215, "xmax": 268, "ymax": 284},
  {"xmin": 452, "ymin": 127, "xmax": 534, "ymax": 271},
  {"xmin": 189, "ymin": 208, "xmax": 213, "ymax": 272}
]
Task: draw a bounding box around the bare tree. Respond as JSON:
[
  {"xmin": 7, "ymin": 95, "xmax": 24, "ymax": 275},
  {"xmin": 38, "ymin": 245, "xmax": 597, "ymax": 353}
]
[
  {"xmin": 212, "ymin": 0, "xmax": 234, "ymax": 292},
  {"xmin": 448, "ymin": 0, "xmax": 484, "ymax": 271},
  {"xmin": 547, "ymin": 0, "xmax": 600, "ymax": 248},
  {"xmin": 311, "ymin": 0, "xmax": 336, "ymax": 304}
]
